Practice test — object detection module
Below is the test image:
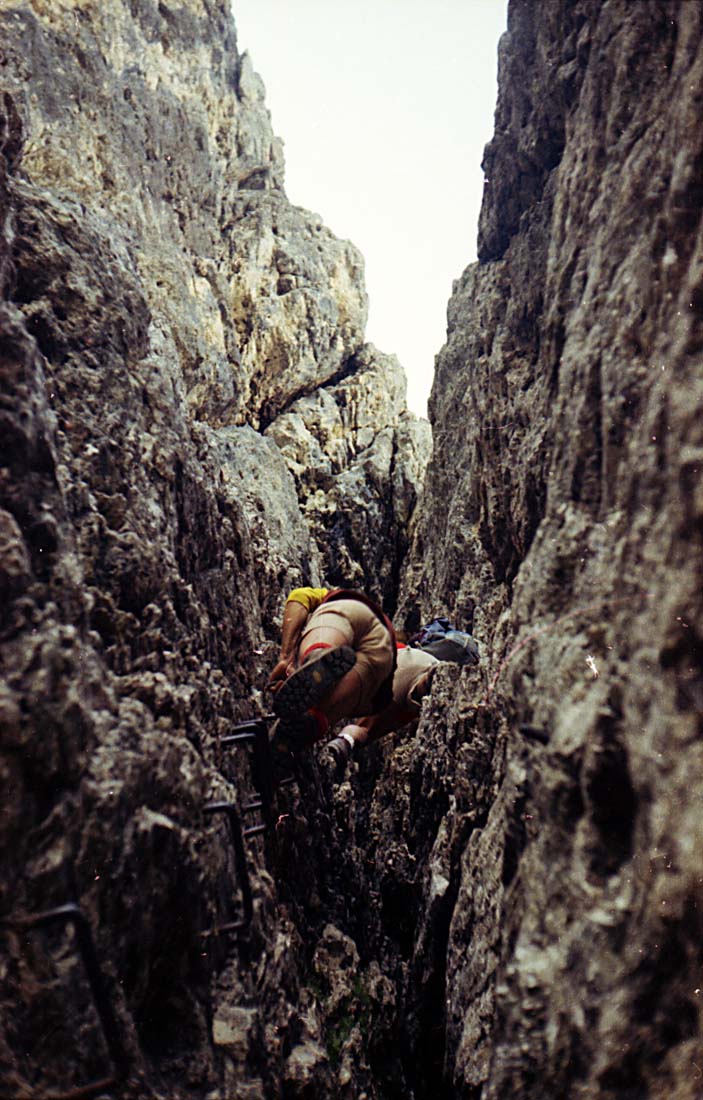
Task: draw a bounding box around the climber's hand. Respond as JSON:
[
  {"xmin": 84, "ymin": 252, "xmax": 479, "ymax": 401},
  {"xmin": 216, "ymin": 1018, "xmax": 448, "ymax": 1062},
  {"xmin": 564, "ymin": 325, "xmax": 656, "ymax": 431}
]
[{"xmin": 267, "ymin": 658, "xmax": 295, "ymax": 691}]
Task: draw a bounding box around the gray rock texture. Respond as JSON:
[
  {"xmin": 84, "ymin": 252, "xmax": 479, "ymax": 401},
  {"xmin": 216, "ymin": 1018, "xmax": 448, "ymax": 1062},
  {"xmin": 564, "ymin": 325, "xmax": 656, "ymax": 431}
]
[
  {"xmin": 0, "ymin": 2, "xmax": 427, "ymax": 1098},
  {"xmin": 385, "ymin": 1, "xmax": 703, "ymax": 1097},
  {"xmin": 266, "ymin": 343, "xmax": 430, "ymax": 604},
  {"xmin": 2, "ymin": 1, "xmax": 702, "ymax": 1099}
]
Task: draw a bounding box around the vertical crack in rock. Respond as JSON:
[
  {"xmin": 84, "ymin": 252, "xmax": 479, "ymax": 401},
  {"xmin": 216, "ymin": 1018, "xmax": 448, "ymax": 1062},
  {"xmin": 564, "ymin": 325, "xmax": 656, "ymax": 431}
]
[
  {"xmin": 0, "ymin": 3, "xmax": 428, "ymax": 1097},
  {"xmin": 2, "ymin": 1, "xmax": 702, "ymax": 1099},
  {"xmin": 388, "ymin": 2, "xmax": 703, "ymax": 1098}
]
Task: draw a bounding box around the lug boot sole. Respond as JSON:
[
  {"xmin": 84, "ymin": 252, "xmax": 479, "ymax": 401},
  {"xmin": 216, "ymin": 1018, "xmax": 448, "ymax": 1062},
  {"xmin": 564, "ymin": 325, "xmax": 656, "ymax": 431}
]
[{"xmin": 273, "ymin": 645, "xmax": 356, "ymax": 719}]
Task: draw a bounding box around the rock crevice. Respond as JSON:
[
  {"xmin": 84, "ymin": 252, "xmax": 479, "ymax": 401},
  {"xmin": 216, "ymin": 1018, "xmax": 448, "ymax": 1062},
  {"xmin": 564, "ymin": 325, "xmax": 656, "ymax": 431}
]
[
  {"xmin": 0, "ymin": 3, "xmax": 427, "ymax": 1097},
  {"xmin": 2, "ymin": 1, "xmax": 702, "ymax": 1099},
  {"xmin": 390, "ymin": 2, "xmax": 703, "ymax": 1098}
]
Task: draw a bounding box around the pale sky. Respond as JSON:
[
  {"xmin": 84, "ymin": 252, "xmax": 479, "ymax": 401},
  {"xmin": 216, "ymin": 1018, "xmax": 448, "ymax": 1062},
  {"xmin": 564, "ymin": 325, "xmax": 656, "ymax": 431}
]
[{"xmin": 232, "ymin": 0, "xmax": 508, "ymax": 415}]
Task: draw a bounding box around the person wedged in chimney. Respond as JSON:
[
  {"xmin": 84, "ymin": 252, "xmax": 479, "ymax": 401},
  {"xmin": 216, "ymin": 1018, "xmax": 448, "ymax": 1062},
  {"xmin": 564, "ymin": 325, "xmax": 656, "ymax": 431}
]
[{"xmin": 267, "ymin": 586, "xmax": 442, "ymax": 777}]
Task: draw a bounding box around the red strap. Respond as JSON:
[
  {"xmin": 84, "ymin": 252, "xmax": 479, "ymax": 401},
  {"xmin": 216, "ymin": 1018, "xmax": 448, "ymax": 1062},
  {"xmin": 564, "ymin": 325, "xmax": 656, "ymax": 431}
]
[
  {"xmin": 301, "ymin": 641, "xmax": 332, "ymax": 660},
  {"xmin": 307, "ymin": 707, "xmax": 330, "ymax": 741}
]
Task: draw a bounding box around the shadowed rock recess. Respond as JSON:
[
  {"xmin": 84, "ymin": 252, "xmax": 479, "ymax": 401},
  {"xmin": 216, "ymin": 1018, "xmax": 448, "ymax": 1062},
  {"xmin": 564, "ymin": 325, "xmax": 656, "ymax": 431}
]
[{"xmin": 0, "ymin": 1, "xmax": 701, "ymax": 1099}]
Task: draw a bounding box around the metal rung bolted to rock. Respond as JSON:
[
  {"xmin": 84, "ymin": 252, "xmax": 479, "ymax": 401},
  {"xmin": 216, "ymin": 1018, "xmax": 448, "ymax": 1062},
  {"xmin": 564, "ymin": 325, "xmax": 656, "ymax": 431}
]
[
  {"xmin": 0, "ymin": 902, "xmax": 128, "ymax": 1100},
  {"xmin": 220, "ymin": 714, "xmax": 277, "ymax": 825},
  {"xmin": 202, "ymin": 801, "xmax": 255, "ymax": 936},
  {"xmin": 240, "ymin": 797, "xmax": 270, "ymax": 839}
]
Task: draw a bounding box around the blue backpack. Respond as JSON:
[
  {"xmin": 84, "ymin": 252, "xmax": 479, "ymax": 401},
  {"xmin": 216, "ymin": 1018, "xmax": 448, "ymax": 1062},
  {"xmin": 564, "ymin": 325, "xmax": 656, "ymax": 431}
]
[{"xmin": 410, "ymin": 617, "xmax": 479, "ymax": 667}]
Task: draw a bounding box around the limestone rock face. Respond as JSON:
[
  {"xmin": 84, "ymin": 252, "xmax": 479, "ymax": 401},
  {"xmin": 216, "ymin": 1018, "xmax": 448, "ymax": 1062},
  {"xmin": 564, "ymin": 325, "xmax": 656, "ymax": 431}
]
[
  {"xmin": 0, "ymin": 3, "xmax": 427, "ymax": 1098},
  {"xmin": 5, "ymin": 1, "xmax": 700, "ymax": 1099},
  {"xmin": 226, "ymin": 190, "xmax": 369, "ymax": 429},
  {"xmin": 386, "ymin": 1, "xmax": 703, "ymax": 1097},
  {"xmin": 266, "ymin": 343, "xmax": 431, "ymax": 606}
]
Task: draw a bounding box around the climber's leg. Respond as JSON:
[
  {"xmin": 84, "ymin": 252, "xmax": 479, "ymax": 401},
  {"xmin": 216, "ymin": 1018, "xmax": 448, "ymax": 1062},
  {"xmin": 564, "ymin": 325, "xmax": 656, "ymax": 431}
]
[
  {"xmin": 273, "ymin": 603, "xmax": 357, "ymax": 719},
  {"xmin": 273, "ymin": 599, "xmax": 394, "ymax": 728},
  {"xmin": 299, "ymin": 620, "xmax": 350, "ymax": 655},
  {"xmin": 274, "ymin": 703, "xmax": 329, "ymax": 747},
  {"xmin": 272, "ymin": 643, "xmax": 357, "ymax": 719},
  {"xmin": 306, "ymin": 599, "xmax": 394, "ymax": 723},
  {"xmin": 315, "ymin": 665, "xmax": 365, "ymax": 724}
]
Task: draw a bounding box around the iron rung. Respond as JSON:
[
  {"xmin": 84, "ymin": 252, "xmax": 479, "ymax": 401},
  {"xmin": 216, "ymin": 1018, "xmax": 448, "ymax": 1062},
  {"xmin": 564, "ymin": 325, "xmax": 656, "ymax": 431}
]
[
  {"xmin": 203, "ymin": 802, "xmax": 254, "ymax": 933},
  {"xmin": 0, "ymin": 902, "xmax": 128, "ymax": 1096}
]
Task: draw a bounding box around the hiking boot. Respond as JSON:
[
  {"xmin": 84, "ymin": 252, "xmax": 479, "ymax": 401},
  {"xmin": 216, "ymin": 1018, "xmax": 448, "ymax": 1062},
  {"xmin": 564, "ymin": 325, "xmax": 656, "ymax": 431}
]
[
  {"xmin": 278, "ymin": 708, "xmax": 327, "ymax": 748},
  {"xmin": 273, "ymin": 645, "xmax": 356, "ymax": 720},
  {"xmin": 320, "ymin": 732, "xmax": 355, "ymax": 780},
  {"xmin": 325, "ymin": 734, "xmax": 353, "ymax": 765}
]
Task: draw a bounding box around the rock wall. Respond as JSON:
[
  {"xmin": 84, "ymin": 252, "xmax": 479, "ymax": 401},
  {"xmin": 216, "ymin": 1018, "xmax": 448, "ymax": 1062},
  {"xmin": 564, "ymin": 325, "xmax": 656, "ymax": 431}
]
[
  {"xmin": 385, "ymin": 1, "xmax": 702, "ymax": 1097},
  {"xmin": 0, "ymin": 2, "xmax": 428, "ymax": 1098},
  {"xmin": 3, "ymin": 1, "xmax": 702, "ymax": 1099}
]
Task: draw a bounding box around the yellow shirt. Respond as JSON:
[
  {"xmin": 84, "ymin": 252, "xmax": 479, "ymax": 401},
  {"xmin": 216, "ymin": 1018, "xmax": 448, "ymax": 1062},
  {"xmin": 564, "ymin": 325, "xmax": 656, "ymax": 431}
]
[{"xmin": 286, "ymin": 587, "xmax": 329, "ymax": 612}]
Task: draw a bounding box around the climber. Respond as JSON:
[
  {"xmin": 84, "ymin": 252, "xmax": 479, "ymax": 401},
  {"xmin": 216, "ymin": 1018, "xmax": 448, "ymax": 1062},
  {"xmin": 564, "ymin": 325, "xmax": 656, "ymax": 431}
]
[
  {"xmin": 321, "ymin": 612, "xmax": 481, "ymax": 769},
  {"xmin": 322, "ymin": 641, "xmax": 441, "ymax": 771},
  {"xmin": 267, "ymin": 586, "xmax": 397, "ymax": 746},
  {"xmin": 267, "ymin": 586, "xmax": 455, "ymax": 780}
]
